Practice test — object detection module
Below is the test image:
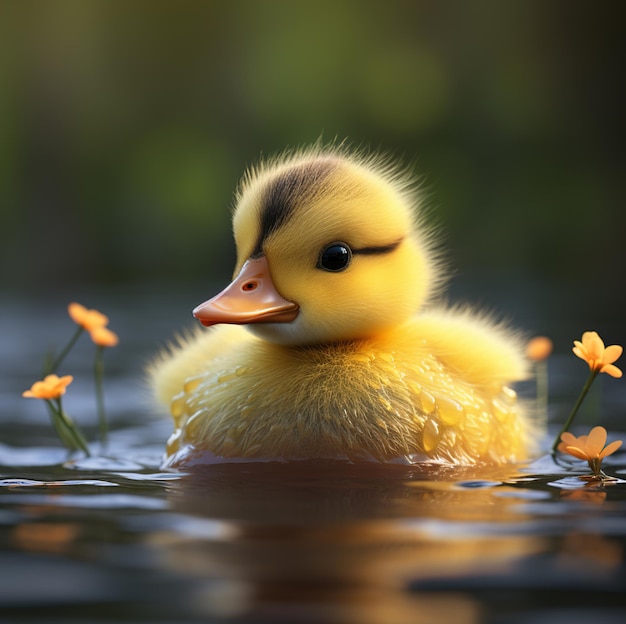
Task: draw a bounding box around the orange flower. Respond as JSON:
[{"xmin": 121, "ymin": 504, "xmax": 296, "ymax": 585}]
[
  {"xmin": 68, "ymin": 302, "xmax": 109, "ymax": 332},
  {"xmin": 526, "ymin": 336, "xmax": 553, "ymax": 361},
  {"xmin": 67, "ymin": 302, "xmax": 118, "ymax": 347},
  {"xmin": 573, "ymin": 331, "xmax": 622, "ymax": 378},
  {"xmin": 90, "ymin": 327, "xmax": 119, "ymax": 348},
  {"xmin": 23, "ymin": 375, "xmax": 74, "ymax": 400},
  {"xmin": 558, "ymin": 426, "xmax": 622, "ymax": 475}
]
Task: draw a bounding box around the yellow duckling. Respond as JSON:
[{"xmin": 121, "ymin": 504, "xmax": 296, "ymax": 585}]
[{"xmin": 151, "ymin": 145, "xmax": 537, "ymax": 466}]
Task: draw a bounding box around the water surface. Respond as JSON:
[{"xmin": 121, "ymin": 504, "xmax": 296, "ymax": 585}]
[{"xmin": 1, "ymin": 285, "xmax": 625, "ymax": 623}]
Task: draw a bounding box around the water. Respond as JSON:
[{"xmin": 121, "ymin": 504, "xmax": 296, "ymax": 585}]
[{"xmin": 1, "ymin": 284, "xmax": 626, "ymax": 623}]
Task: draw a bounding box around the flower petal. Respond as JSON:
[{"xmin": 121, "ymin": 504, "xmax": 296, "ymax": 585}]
[
  {"xmin": 564, "ymin": 445, "xmax": 590, "ymax": 461},
  {"xmin": 600, "ymin": 364, "xmax": 623, "ymax": 378},
  {"xmin": 90, "ymin": 327, "xmax": 119, "ymax": 347},
  {"xmin": 575, "ymin": 434, "xmax": 589, "ymax": 448},
  {"xmin": 556, "ymin": 441, "xmax": 569, "ymax": 454},
  {"xmin": 582, "ymin": 331, "xmax": 604, "ymax": 351},
  {"xmin": 599, "ymin": 439, "xmax": 623, "ymax": 459},
  {"xmin": 585, "ymin": 426, "xmax": 608, "ymax": 457},
  {"xmin": 68, "ymin": 302, "xmax": 88, "ymax": 324},
  {"xmin": 602, "ymin": 345, "xmax": 623, "ymax": 365},
  {"xmin": 560, "ymin": 432, "xmax": 579, "ymax": 447},
  {"xmin": 22, "ymin": 374, "xmax": 73, "ymax": 400},
  {"xmin": 527, "ymin": 336, "xmax": 553, "ymax": 361},
  {"xmin": 582, "ymin": 331, "xmax": 604, "ymax": 361},
  {"xmin": 68, "ymin": 302, "xmax": 109, "ymax": 331}
]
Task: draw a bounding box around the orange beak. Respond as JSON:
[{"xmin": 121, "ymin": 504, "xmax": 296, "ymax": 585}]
[{"xmin": 192, "ymin": 256, "xmax": 299, "ymax": 327}]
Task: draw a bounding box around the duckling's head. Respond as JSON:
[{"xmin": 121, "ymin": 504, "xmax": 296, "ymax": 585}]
[{"xmin": 194, "ymin": 146, "xmax": 441, "ymax": 346}]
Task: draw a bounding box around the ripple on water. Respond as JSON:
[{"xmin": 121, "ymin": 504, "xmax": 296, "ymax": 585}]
[
  {"xmin": 455, "ymin": 480, "xmax": 502, "ymax": 489},
  {"xmin": 0, "ymin": 478, "xmax": 117, "ymax": 488},
  {"xmin": 493, "ymin": 488, "xmax": 553, "ymax": 500},
  {"xmin": 0, "ymin": 443, "xmax": 68, "ymax": 467},
  {"xmin": 65, "ymin": 455, "xmax": 148, "ymax": 472},
  {"xmin": 0, "ymin": 492, "xmax": 167, "ymax": 510},
  {"xmin": 110, "ymin": 471, "xmax": 181, "ymax": 482}
]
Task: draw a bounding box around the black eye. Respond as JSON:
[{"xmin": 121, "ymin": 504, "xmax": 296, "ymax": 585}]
[{"xmin": 318, "ymin": 242, "xmax": 352, "ymax": 272}]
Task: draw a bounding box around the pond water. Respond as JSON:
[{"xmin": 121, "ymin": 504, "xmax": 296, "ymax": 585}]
[{"xmin": 1, "ymin": 283, "xmax": 626, "ymax": 624}]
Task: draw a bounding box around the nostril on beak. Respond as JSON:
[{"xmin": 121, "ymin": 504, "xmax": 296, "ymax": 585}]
[{"xmin": 242, "ymin": 280, "xmax": 259, "ymax": 292}]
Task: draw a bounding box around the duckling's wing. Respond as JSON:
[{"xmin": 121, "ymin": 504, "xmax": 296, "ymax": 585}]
[
  {"xmin": 411, "ymin": 307, "xmax": 528, "ymax": 387},
  {"xmin": 148, "ymin": 325, "xmax": 256, "ymax": 408}
]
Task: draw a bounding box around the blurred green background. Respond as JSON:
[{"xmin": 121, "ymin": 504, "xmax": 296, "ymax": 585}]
[{"xmin": 1, "ymin": 0, "xmax": 624, "ymax": 302}]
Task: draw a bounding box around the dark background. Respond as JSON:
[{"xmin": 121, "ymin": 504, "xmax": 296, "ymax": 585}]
[{"xmin": 1, "ymin": 1, "xmax": 624, "ymax": 340}]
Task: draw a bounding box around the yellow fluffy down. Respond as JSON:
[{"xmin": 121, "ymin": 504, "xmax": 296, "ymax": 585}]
[{"xmin": 151, "ymin": 312, "xmax": 534, "ymax": 466}]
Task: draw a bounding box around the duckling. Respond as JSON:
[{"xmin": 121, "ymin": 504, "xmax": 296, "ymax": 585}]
[{"xmin": 150, "ymin": 145, "xmax": 537, "ymax": 466}]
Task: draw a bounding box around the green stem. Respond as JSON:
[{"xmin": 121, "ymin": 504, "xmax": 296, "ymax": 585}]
[
  {"xmin": 535, "ymin": 360, "xmax": 549, "ymax": 422},
  {"xmin": 46, "ymin": 326, "xmax": 84, "ymax": 374},
  {"xmin": 94, "ymin": 346, "xmax": 108, "ymax": 446},
  {"xmin": 46, "ymin": 398, "xmax": 91, "ymax": 456},
  {"xmin": 551, "ymin": 368, "xmax": 599, "ymax": 452}
]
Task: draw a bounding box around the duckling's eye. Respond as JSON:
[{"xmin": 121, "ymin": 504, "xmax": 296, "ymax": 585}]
[{"xmin": 318, "ymin": 242, "xmax": 352, "ymax": 272}]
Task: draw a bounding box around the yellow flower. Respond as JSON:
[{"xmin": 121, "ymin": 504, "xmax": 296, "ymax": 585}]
[
  {"xmin": 526, "ymin": 336, "xmax": 553, "ymax": 361},
  {"xmin": 558, "ymin": 426, "xmax": 622, "ymax": 476},
  {"xmin": 68, "ymin": 302, "xmax": 109, "ymax": 332},
  {"xmin": 23, "ymin": 375, "xmax": 74, "ymax": 400},
  {"xmin": 573, "ymin": 331, "xmax": 622, "ymax": 378},
  {"xmin": 90, "ymin": 327, "xmax": 119, "ymax": 348}
]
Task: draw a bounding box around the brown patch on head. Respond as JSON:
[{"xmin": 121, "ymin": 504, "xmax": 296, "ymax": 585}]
[{"xmin": 250, "ymin": 159, "xmax": 338, "ymax": 258}]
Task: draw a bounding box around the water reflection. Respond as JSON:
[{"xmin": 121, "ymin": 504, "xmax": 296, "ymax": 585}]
[
  {"xmin": 11, "ymin": 522, "xmax": 80, "ymax": 555},
  {"xmin": 558, "ymin": 532, "xmax": 624, "ymax": 573},
  {"xmin": 156, "ymin": 460, "xmax": 545, "ymax": 623},
  {"xmin": 1, "ymin": 451, "xmax": 625, "ymax": 621}
]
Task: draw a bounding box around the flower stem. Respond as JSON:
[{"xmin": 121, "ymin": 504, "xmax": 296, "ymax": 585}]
[
  {"xmin": 551, "ymin": 369, "xmax": 599, "ymax": 452},
  {"xmin": 46, "ymin": 399, "xmax": 91, "ymax": 456},
  {"xmin": 535, "ymin": 360, "xmax": 549, "ymax": 422},
  {"xmin": 588, "ymin": 458, "xmax": 603, "ymax": 477},
  {"xmin": 94, "ymin": 346, "xmax": 108, "ymax": 446},
  {"xmin": 46, "ymin": 327, "xmax": 84, "ymax": 374}
]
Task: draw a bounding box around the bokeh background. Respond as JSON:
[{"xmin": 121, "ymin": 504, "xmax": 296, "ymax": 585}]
[{"xmin": 1, "ymin": 0, "xmax": 625, "ymax": 336}]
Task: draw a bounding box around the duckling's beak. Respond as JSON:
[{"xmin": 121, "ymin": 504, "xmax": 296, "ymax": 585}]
[{"xmin": 193, "ymin": 256, "xmax": 299, "ymax": 327}]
